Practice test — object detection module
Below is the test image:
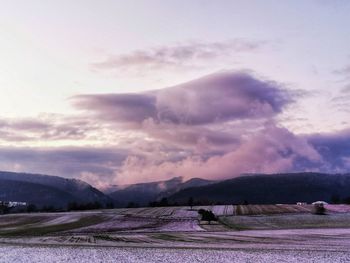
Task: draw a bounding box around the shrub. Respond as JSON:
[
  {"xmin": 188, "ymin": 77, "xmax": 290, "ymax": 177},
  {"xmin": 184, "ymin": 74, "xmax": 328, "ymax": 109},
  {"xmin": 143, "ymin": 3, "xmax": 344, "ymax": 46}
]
[
  {"xmin": 312, "ymin": 204, "xmax": 326, "ymax": 215},
  {"xmin": 198, "ymin": 209, "xmax": 217, "ymax": 224}
]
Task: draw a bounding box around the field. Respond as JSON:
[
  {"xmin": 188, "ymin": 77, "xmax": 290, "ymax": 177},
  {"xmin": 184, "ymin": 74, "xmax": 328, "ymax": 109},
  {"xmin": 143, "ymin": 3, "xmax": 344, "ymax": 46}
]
[
  {"xmin": 2, "ymin": 245, "xmax": 350, "ymax": 263},
  {"xmin": 2, "ymin": 205, "xmax": 350, "ymax": 262},
  {"xmin": 220, "ymin": 213, "xmax": 350, "ymax": 230}
]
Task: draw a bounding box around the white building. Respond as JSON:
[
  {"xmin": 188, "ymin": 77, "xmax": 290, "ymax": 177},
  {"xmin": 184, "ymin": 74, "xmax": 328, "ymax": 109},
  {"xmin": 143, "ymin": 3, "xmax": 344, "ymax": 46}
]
[{"xmin": 0, "ymin": 201, "xmax": 27, "ymax": 207}]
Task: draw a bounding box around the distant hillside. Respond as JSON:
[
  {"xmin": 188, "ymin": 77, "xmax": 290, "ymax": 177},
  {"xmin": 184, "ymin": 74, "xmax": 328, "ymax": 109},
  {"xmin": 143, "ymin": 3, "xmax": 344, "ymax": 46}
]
[
  {"xmin": 108, "ymin": 177, "xmax": 214, "ymax": 207},
  {"xmin": 167, "ymin": 173, "xmax": 350, "ymax": 205},
  {"xmin": 0, "ymin": 171, "xmax": 111, "ymax": 208},
  {"xmin": 4, "ymin": 171, "xmax": 350, "ymax": 208}
]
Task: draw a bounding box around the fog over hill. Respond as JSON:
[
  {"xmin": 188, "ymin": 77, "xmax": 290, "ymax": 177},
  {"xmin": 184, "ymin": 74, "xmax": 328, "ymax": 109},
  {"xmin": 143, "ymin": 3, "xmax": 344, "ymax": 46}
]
[{"xmin": 108, "ymin": 176, "xmax": 214, "ymax": 207}]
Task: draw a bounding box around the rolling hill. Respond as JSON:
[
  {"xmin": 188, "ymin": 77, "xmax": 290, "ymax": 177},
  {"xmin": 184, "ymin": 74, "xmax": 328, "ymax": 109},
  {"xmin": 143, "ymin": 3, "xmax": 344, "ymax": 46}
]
[
  {"xmin": 0, "ymin": 171, "xmax": 111, "ymax": 208},
  {"xmin": 108, "ymin": 177, "xmax": 214, "ymax": 206},
  {"xmin": 3, "ymin": 171, "xmax": 350, "ymax": 208},
  {"xmin": 167, "ymin": 173, "xmax": 350, "ymax": 205}
]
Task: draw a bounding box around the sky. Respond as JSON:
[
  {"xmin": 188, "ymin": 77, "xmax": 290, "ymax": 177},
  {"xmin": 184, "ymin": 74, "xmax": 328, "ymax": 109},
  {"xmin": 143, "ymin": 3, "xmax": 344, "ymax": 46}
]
[{"xmin": 0, "ymin": 0, "xmax": 350, "ymax": 188}]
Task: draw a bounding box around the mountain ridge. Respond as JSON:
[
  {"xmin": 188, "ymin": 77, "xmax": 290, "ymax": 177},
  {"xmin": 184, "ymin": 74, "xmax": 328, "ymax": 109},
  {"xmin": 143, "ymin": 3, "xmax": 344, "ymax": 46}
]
[
  {"xmin": 167, "ymin": 172, "xmax": 350, "ymax": 204},
  {"xmin": 0, "ymin": 170, "xmax": 111, "ymax": 207},
  {"xmin": 108, "ymin": 176, "xmax": 215, "ymax": 206},
  {"xmin": 3, "ymin": 171, "xmax": 350, "ymax": 208}
]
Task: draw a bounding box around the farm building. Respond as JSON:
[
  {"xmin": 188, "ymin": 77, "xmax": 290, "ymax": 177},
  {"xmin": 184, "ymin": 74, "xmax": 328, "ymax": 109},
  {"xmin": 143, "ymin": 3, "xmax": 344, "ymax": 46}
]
[
  {"xmin": 297, "ymin": 202, "xmax": 307, "ymax": 205},
  {"xmin": 0, "ymin": 201, "xmax": 27, "ymax": 207},
  {"xmin": 312, "ymin": 201, "xmax": 328, "ymax": 205}
]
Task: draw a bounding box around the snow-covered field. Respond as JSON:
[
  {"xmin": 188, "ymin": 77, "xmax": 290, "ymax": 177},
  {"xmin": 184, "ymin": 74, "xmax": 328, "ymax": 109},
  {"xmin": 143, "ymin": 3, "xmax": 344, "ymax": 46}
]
[
  {"xmin": 2, "ymin": 205, "xmax": 350, "ymax": 234},
  {"xmin": 221, "ymin": 213, "xmax": 350, "ymax": 230},
  {"xmin": 234, "ymin": 204, "xmax": 313, "ymax": 215},
  {"xmin": 2, "ymin": 205, "xmax": 350, "ymax": 236},
  {"xmin": 325, "ymin": 204, "xmax": 350, "ymax": 213},
  {"xmin": 2, "ymin": 205, "xmax": 350, "ymax": 262},
  {"xmin": 1, "ymin": 245, "xmax": 350, "ymax": 263}
]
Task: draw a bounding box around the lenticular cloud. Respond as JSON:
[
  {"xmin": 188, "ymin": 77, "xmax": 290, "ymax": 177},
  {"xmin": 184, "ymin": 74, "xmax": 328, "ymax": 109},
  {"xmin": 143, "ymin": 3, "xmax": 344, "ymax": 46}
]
[{"xmin": 72, "ymin": 71, "xmax": 293, "ymax": 126}]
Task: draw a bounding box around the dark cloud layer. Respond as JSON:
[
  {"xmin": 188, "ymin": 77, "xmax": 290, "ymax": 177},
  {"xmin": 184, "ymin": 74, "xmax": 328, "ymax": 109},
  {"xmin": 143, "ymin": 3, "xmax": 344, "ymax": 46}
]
[
  {"xmin": 307, "ymin": 129, "xmax": 350, "ymax": 172},
  {"xmin": 0, "ymin": 147, "xmax": 128, "ymax": 188},
  {"xmin": 2, "ymin": 126, "xmax": 350, "ymax": 187}
]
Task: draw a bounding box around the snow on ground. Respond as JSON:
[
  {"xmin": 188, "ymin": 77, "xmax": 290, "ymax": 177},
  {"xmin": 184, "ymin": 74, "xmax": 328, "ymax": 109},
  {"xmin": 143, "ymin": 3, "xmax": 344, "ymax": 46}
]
[
  {"xmin": 234, "ymin": 204, "xmax": 314, "ymax": 215},
  {"xmin": 221, "ymin": 213, "xmax": 350, "ymax": 230},
  {"xmin": 169, "ymin": 208, "xmax": 198, "ymax": 219},
  {"xmin": 211, "ymin": 205, "xmax": 226, "ymax": 216},
  {"xmin": 68, "ymin": 215, "xmax": 159, "ymax": 233},
  {"xmin": 3, "ymin": 206, "xmax": 350, "ymax": 263},
  {"xmin": 150, "ymin": 219, "xmax": 204, "ymax": 232},
  {"xmin": 225, "ymin": 205, "xmax": 234, "ymax": 216},
  {"xmin": 120, "ymin": 207, "xmax": 176, "ymax": 218},
  {"xmin": 325, "ymin": 204, "xmax": 350, "ymax": 213},
  {"xmin": 1, "ymin": 245, "xmax": 350, "ymax": 263},
  {"xmin": 66, "ymin": 208, "xmax": 203, "ymax": 233},
  {"xmin": 41, "ymin": 213, "xmax": 82, "ymax": 226}
]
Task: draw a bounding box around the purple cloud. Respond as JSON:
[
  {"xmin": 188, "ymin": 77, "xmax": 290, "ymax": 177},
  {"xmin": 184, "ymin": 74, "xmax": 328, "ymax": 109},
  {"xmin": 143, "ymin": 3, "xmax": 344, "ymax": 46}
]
[
  {"xmin": 3, "ymin": 71, "xmax": 349, "ymax": 187},
  {"xmin": 74, "ymin": 94, "xmax": 157, "ymax": 125},
  {"xmin": 330, "ymin": 84, "xmax": 350, "ymax": 113},
  {"xmin": 115, "ymin": 125, "xmax": 324, "ymax": 184},
  {"xmin": 306, "ymin": 129, "xmax": 350, "ymax": 172},
  {"xmin": 0, "ymin": 119, "xmax": 49, "ymax": 131},
  {"xmin": 3, "ymin": 124, "xmax": 350, "ymax": 187},
  {"xmin": 91, "ymin": 40, "xmax": 263, "ymax": 72},
  {"xmin": 0, "ymin": 117, "xmax": 100, "ymax": 142},
  {"xmin": 73, "ymin": 71, "xmax": 293, "ymax": 126}
]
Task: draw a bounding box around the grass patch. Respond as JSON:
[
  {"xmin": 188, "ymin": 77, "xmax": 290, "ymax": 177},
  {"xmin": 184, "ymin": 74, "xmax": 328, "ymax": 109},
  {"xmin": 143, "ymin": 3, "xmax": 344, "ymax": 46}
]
[
  {"xmin": 152, "ymin": 233, "xmax": 189, "ymax": 242},
  {"xmin": 219, "ymin": 217, "xmax": 251, "ymax": 230},
  {"xmin": 0, "ymin": 216, "xmax": 48, "ymax": 228},
  {"xmin": 220, "ymin": 213, "xmax": 350, "ymax": 231},
  {"xmin": 0, "ymin": 215, "xmax": 104, "ymax": 237},
  {"xmin": 94, "ymin": 234, "xmax": 133, "ymax": 243}
]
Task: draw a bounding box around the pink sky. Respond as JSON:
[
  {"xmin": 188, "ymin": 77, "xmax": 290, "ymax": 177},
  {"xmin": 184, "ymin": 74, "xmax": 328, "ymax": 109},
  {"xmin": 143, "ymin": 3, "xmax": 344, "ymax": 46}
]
[{"xmin": 0, "ymin": 1, "xmax": 350, "ymax": 188}]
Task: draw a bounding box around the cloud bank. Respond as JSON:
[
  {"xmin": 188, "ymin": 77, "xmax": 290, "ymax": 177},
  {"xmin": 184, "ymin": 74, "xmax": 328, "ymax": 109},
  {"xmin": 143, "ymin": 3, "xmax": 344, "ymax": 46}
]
[
  {"xmin": 1, "ymin": 71, "xmax": 349, "ymax": 187},
  {"xmin": 73, "ymin": 71, "xmax": 292, "ymax": 126},
  {"xmin": 91, "ymin": 40, "xmax": 263, "ymax": 73}
]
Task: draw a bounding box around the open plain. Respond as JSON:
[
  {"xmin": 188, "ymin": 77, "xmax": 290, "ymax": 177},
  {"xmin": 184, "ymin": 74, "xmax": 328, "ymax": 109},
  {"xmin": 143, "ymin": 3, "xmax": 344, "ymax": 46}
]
[{"xmin": 1, "ymin": 205, "xmax": 350, "ymax": 262}]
